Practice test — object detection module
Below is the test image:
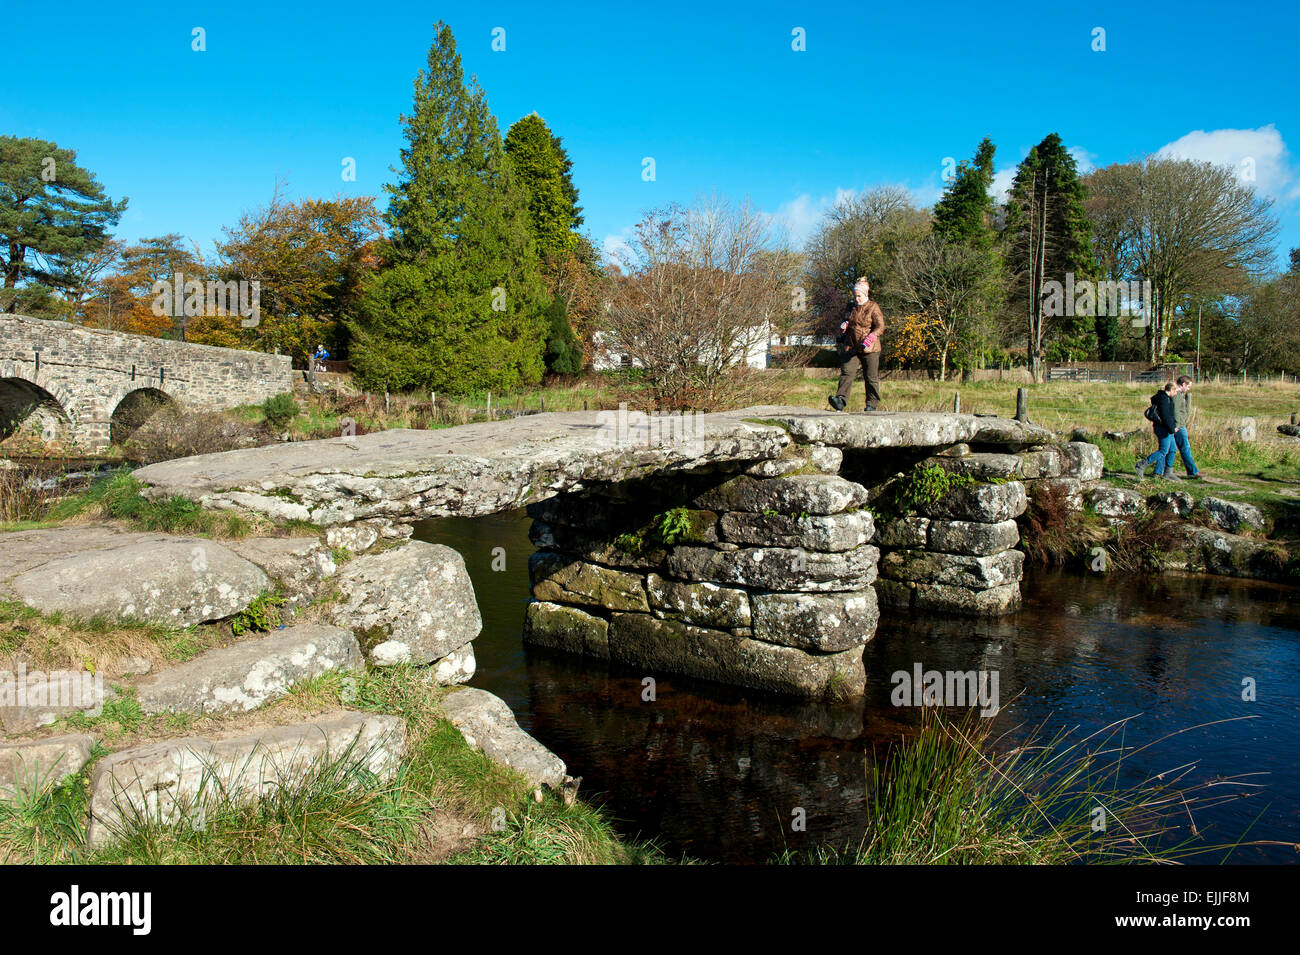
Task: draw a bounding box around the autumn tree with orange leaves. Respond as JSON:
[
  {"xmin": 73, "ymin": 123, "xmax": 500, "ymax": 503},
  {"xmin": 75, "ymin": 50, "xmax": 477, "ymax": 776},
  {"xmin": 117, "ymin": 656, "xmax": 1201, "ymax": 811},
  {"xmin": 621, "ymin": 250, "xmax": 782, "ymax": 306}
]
[{"xmin": 189, "ymin": 185, "xmax": 382, "ymax": 362}]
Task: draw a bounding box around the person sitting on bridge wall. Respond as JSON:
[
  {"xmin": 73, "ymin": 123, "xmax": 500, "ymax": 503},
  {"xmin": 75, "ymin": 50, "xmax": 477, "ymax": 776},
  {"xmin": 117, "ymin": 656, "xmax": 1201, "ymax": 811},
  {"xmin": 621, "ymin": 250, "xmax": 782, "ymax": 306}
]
[
  {"xmin": 829, "ymin": 277, "xmax": 886, "ymax": 413},
  {"xmin": 1165, "ymin": 375, "xmax": 1202, "ymax": 480}
]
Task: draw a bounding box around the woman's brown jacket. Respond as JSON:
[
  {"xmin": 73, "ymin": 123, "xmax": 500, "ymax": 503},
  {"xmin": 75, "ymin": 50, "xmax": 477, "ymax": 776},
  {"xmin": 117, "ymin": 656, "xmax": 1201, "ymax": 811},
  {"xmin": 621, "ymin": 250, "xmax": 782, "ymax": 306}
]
[{"xmin": 844, "ymin": 301, "xmax": 885, "ymax": 354}]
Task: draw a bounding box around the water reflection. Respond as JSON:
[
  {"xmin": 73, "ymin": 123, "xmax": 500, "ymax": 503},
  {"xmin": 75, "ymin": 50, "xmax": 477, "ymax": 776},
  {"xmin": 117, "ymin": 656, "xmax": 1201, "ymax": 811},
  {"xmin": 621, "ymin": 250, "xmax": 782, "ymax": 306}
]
[{"xmin": 415, "ymin": 511, "xmax": 1300, "ymax": 864}]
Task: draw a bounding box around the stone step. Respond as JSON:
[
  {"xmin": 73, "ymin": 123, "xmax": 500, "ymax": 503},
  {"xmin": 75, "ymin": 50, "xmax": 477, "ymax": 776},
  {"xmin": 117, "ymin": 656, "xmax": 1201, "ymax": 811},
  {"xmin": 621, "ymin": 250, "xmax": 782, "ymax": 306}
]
[
  {"xmin": 5, "ymin": 529, "xmax": 270, "ymax": 627},
  {"xmin": 442, "ymin": 688, "xmax": 567, "ymax": 790},
  {"xmin": 134, "ymin": 624, "xmax": 363, "ymax": 716},
  {"xmin": 0, "ymin": 734, "xmax": 95, "ymax": 799},
  {"xmin": 85, "ymin": 711, "xmax": 405, "ymax": 847},
  {"xmin": 1, "ymin": 669, "xmax": 116, "ymax": 735}
]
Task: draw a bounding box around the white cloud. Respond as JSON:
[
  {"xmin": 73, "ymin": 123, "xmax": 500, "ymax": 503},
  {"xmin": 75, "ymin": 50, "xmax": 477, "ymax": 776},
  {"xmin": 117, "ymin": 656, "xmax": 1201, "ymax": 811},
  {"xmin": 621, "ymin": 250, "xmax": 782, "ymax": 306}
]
[
  {"xmin": 1156, "ymin": 124, "xmax": 1295, "ymax": 200},
  {"xmin": 601, "ymin": 230, "xmax": 633, "ymax": 266},
  {"xmin": 989, "ymin": 166, "xmax": 1018, "ymax": 205},
  {"xmin": 1068, "ymin": 146, "xmax": 1098, "ymax": 174},
  {"xmin": 770, "ymin": 193, "xmax": 828, "ymax": 245}
]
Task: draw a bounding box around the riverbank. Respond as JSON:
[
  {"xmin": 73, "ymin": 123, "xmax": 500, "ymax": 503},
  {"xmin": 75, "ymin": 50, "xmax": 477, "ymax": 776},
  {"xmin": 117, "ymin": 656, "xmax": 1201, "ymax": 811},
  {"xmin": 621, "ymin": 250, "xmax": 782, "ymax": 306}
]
[{"xmin": 1, "ymin": 405, "xmax": 1295, "ymax": 864}]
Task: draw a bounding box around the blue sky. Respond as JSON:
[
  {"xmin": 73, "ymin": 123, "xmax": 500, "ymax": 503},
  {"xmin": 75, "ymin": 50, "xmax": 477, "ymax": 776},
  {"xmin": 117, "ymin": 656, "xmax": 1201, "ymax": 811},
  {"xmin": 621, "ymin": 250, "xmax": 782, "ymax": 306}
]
[{"xmin": 4, "ymin": 0, "xmax": 1298, "ymax": 268}]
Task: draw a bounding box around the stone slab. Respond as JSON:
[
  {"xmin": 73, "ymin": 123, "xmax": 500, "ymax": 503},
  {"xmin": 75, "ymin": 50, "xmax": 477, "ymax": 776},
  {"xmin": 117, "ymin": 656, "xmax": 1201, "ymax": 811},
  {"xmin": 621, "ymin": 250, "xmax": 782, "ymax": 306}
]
[
  {"xmin": 85, "ymin": 711, "xmax": 405, "ymax": 846},
  {"xmin": 608, "ymin": 612, "xmax": 866, "ymax": 699},
  {"xmin": 442, "ymin": 688, "xmax": 567, "ymax": 789},
  {"xmin": 134, "ymin": 624, "xmax": 363, "ymax": 716}
]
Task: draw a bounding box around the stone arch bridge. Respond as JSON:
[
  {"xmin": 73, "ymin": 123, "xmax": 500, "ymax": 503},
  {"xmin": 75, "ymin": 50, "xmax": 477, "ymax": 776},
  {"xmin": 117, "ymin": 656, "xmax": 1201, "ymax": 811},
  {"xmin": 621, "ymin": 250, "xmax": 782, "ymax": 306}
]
[{"xmin": 1, "ymin": 313, "xmax": 294, "ymax": 450}]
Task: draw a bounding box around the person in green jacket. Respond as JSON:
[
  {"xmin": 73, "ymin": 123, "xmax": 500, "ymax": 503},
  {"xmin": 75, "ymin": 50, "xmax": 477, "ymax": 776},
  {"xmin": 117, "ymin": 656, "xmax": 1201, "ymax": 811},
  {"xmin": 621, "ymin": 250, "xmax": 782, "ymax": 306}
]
[{"xmin": 1165, "ymin": 375, "xmax": 1202, "ymax": 479}]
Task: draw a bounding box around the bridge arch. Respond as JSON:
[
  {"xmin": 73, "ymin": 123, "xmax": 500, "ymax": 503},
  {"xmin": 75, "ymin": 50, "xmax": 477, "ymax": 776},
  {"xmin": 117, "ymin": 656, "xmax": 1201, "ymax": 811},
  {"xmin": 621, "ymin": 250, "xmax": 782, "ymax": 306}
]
[
  {"xmin": 109, "ymin": 386, "xmax": 183, "ymax": 446},
  {"xmin": 0, "ymin": 374, "xmax": 74, "ymax": 444}
]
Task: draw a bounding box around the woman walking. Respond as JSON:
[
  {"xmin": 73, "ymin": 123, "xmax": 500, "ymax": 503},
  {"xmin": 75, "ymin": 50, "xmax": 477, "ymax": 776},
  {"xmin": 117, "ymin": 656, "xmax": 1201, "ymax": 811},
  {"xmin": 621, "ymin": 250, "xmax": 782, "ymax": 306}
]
[
  {"xmin": 828, "ymin": 277, "xmax": 886, "ymax": 412},
  {"xmin": 1136, "ymin": 381, "xmax": 1180, "ymax": 480}
]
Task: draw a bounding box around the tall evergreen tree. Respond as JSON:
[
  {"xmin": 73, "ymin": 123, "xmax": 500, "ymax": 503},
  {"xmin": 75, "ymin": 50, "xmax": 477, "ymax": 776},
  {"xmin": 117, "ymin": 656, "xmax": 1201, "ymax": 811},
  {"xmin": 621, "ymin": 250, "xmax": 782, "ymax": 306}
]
[
  {"xmin": 349, "ymin": 23, "xmax": 547, "ymax": 393},
  {"xmin": 1002, "ymin": 133, "xmax": 1093, "ymax": 378},
  {"xmin": 505, "ymin": 113, "xmax": 581, "ymax": 261},
  {"xmin": 932, "ymin": 137, "xmax": 997, "ymax": 250}
]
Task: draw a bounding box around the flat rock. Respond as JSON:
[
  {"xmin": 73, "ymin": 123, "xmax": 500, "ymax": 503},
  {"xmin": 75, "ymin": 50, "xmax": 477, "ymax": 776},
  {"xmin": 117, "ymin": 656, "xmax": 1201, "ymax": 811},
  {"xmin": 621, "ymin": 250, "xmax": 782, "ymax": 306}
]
[
  {"xmin": 927, "ymin": 518, "xmax": 1020, "ymax": 556},
  {"xmin": 0, "ymin": 526, "xmax": 162, "ymax": 589},
  {"xmin": 918, "ymin": 481, "xmax": 1028, "ymax": 523},
  {"xmin": 693, "ymin": 473, "xmax": 869, "ymax": 515},
  {"xmin": 329, "ymin": 541, "xmax": 481, "ymax": 666},
  {"xmin": 914, "ymin": 581, "xmax": 1023, "ymax": 617},
  {"xmin": 880, "ymin": 549, "xmax": 1024, "ymax": 589},
  {"xmin": 523, "ymin": 601, "xmax": 610, "ymax": 658},
  {"xmin": 85, "ymin": 711, "xmax": 406, "ymax": 846},
  {"xmin": 529, "ymin": 552, "xmax": 649, "ymax": 612},
  {"xmin": 441, "ymin": 688, "xmax": 567, "ymax": 789},
  {"xmin": 718, "ymin": 509, "xmax": 873, "ymax": 552},
  {"xmin": 0, "ymin": 734, "xmax": 95, "ymax": 799},
  {"xmin": 134, "ymin": 624, "xmax": 363, "ymax": 715},
  {"xmin": 928, "ymin": 452, "xmax": 1023, "ymax": 480},
  {"xmin": 9, "ymin": 535, "xmax": 270, "ymax": 627},
  {"xmin": 750, "ymin": 588, "xmax": 879, "ymax": 652},
  {"xmin": 134, "ymin": 411, "xmax": 790, "ymax": 525},
  {"xmin": 666, "ymin": 543, "xmax": 879, "ymax": 592},
  {"xmin": 0, "ymin": 667, "xmax": 116, "ymax": 734},
  {"xmin": 646, "ymin": 574, "xmax": 751, "ymax": 629},
  {"xmin": 882, "ymin": 579, "xmax": 1022, "ymax": 616},
  {"xmin": 608, "ymin": 612, "xmax": 866, "ymax": 698}
]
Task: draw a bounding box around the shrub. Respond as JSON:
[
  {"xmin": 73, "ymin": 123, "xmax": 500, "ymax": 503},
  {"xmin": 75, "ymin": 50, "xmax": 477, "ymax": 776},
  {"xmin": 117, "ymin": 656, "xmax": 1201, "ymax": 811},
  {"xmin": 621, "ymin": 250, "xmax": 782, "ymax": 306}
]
[
  {"xmin": 262, "ymin": 393, "xmax": 300, "ymax": 430},
  {"xmin": 230, "ymin": 590, "xmax": 287, "ymax": 635},
  {"xmin": 887, "ymin": 464, "xmax": 975, "ymax": 516},
  {"xmin": 125, "ymin": 410, "xmax": 261, "ymax": 464}
]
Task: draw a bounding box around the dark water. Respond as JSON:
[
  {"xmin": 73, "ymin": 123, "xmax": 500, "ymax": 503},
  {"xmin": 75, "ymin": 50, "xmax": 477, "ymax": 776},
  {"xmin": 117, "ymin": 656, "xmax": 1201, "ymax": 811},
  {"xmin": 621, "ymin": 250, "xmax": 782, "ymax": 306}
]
[{"xmin": 414, "ymin": 511, "xmax": 1300, "ymax": 864}]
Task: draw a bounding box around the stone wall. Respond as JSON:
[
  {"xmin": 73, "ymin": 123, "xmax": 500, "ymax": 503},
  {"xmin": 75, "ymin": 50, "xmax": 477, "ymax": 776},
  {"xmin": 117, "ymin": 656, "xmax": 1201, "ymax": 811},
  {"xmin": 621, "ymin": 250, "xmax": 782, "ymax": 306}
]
[
  {"xmin": 1, "ymin": 313, "xmax": 294, "ymax": 449},
  {"xmin": 869, "ymin": 440, "xmax": 1104, "ymax": 616},
  {"xmin": 522, "ymin": 465, "xmax": 879, "ymax": 700}
]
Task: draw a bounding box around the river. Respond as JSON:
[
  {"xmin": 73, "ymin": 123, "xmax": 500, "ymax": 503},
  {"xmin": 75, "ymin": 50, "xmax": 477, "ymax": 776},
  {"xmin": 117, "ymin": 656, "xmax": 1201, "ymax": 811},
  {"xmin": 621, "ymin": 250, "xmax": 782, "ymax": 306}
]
[{"xmin": 419, "ymin": 509, "xmax": 1299, "ymax": 864}]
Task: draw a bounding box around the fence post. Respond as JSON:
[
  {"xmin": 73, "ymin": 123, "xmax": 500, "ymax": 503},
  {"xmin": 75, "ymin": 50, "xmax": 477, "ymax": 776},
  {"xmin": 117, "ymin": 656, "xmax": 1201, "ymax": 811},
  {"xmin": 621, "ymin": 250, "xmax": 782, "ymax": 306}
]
[
  {"xmin": 952, "ymin": 391, "xmax": 960, "ymax": 413},
  {"xmin": 487, "ymin": 391, "xmax": 492, "ymax": 419},
  {"xmin": 1015, "ymin": 388, "xmax": 1028, "ymax": 422}
]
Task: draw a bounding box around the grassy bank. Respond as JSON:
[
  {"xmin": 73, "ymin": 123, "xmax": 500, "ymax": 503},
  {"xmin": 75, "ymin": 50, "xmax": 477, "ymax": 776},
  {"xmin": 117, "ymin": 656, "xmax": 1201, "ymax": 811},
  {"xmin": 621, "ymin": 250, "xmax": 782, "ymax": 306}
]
[
  {"xmin": 778, "ymin": 710, "xmax": 1257, "ymax": 865},
  {"xmin": 0, "ymin": 664, "xmax": 672, "ymax": 865}
]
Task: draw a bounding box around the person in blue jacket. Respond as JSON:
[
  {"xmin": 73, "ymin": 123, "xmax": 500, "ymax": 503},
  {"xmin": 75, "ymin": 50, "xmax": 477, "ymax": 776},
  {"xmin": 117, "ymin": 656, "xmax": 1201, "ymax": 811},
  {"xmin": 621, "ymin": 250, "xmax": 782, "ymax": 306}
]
[{"xmin": 1136, "ymin": 381, "xmax": 1180, "ymax": 480}]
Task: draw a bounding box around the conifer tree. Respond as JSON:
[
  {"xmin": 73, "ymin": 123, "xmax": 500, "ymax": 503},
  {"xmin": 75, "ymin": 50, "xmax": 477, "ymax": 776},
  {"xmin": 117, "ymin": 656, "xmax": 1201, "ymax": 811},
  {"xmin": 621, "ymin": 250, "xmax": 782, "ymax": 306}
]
[
  {"xmin": 1002, "ymin": 133, "xmax": 1093, "ymax": 378},
  {"xmin": 350, "ymin": 22, "xmax": 547, "ymax": 393},
  {"xmin": 932, "ymin": 137, "xmax": 997, "ymax": 250},
  {"xmin": 504, "ymin": 113, "xmax": 580, "ymax": 261}
]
